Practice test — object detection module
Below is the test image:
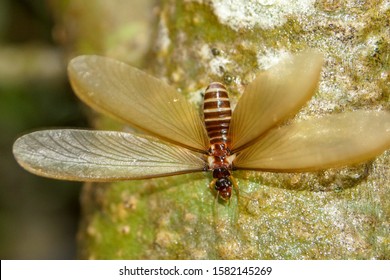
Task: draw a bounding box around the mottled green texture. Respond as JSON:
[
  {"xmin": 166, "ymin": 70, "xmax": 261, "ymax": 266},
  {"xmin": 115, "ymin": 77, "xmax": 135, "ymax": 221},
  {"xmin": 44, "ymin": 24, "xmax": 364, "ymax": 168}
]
[
  {"xmin": 59, "ymin": 0, "xmax": 390, "ymax": 259},
  {"xmin": 78, "ymin": 174, "xmax": 229, "ymax": 259}
]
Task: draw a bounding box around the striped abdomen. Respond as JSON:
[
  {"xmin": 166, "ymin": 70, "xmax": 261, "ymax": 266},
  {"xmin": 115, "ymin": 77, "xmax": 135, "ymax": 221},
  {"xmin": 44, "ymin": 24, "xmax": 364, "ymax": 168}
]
[{"xmin": 203, "ymin": 82, "xmax": 232, "ymax": 145}]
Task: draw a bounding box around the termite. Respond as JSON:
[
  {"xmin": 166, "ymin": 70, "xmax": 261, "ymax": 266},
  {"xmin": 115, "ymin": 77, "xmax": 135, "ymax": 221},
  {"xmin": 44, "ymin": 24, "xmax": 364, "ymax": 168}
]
[{"xmin": 13, "ymin": 53, "xmax": 390, "ymax": 201}]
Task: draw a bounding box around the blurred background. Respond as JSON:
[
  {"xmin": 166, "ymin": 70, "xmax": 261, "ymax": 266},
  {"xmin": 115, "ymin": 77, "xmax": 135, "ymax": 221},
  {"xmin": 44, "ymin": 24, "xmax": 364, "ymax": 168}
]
[{"xmin": 0, "ymin": 0, "xmax": 86, "ymax": 259}]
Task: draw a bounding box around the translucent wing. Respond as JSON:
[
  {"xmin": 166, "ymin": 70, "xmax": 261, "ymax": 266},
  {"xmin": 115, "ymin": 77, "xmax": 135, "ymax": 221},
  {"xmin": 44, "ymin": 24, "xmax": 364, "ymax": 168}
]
[
  {"xmin": 234, "ymin": 111, "xmax": 390, "ymax": 172},
  {"xmin": 229, "ymin": 52, "xmax": 323, "ymax": 151},
  {"xmin": 13, "ymin": 129, "xmax": 206, "ymax": 181},
  {"xmin": 68, "ymin": 55, "xmax": 209, "ymax": 152}
]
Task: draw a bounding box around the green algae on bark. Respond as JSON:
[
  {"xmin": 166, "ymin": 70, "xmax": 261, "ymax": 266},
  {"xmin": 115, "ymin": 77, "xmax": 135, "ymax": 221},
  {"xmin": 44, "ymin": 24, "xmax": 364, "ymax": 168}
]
[{"xmin": 52, "ymin": 0, "xmax": 390, "ymax": 259}]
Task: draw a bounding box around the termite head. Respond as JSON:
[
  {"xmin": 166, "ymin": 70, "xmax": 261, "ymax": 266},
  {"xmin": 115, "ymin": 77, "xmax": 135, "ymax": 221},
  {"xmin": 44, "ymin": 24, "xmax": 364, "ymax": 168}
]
[
  {"xmin": 213, "ymin": 167, "xmax": 232, "ymax": 201},
  {"xmin": 215, "ymin": 178, "xmax": 232, "ymax": 201}
]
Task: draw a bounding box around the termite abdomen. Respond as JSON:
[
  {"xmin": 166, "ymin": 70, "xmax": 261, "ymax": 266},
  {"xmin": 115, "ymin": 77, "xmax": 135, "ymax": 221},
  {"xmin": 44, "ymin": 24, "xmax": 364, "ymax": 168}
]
[{"xmin": 203, "ymin": 82, "xmax": 232, "ymax": 145}]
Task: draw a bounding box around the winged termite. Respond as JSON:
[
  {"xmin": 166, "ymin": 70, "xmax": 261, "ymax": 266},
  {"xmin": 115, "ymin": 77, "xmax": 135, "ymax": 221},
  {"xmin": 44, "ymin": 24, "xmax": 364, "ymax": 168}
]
[{"xmin": 13, "ymin": 52, "xmax": 390, "ymax": 201}]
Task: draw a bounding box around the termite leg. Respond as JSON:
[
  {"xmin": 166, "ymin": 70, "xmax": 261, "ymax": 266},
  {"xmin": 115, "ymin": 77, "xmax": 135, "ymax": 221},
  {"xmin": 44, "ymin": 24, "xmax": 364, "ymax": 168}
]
[
  {"xmin": 230, "ymin": 175, "xmax": 239, "ymax": 203},
  {"xmin": 209, "ymin": 178, "xmax": 217, "ymax": 194}
]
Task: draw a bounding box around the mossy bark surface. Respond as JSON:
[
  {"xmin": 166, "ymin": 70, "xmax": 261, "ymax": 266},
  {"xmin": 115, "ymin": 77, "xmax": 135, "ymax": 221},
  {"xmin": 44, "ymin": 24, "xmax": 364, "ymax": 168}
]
[{"xmin": 52, "ymin": 0, "xmax": 389, "ymax": 259}]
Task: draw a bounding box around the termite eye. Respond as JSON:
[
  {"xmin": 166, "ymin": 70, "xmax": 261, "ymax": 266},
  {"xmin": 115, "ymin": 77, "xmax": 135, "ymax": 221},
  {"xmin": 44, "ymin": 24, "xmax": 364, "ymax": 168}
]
[{"xmin": 215, "ymin": 178, "xmax": 232, "ymax": 190}]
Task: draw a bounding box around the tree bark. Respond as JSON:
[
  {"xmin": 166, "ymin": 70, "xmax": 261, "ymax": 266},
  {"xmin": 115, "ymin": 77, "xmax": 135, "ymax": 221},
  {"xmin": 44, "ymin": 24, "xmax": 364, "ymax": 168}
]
[{"xmin": 51, "ymin": 0, "xmax": 390, "ymax": 259}]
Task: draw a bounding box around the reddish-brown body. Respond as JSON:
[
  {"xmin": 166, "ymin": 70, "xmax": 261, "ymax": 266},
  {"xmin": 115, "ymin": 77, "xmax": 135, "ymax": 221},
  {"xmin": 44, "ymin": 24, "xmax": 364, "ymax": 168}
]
[{"xmin": 203, "ymin": 82, "xmax": 236, "ymax": 200}]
